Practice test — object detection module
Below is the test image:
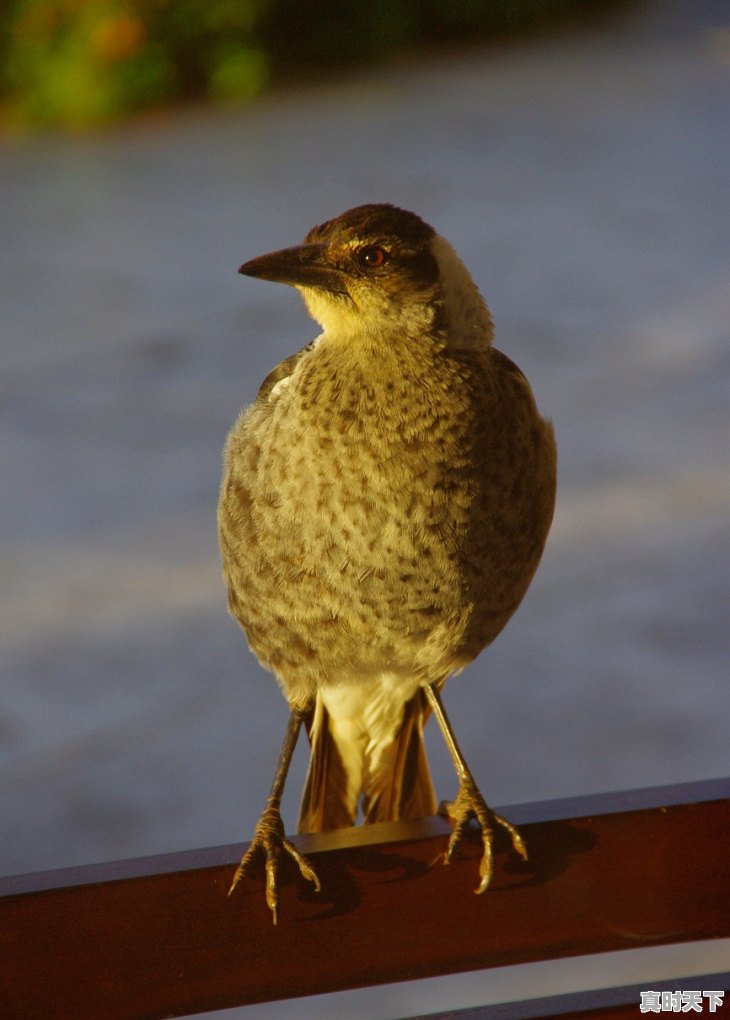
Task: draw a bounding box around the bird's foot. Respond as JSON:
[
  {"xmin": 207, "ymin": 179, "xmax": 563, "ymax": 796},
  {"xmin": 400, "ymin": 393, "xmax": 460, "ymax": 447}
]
[
  {"xmin": 228, "ymin": 798, "xmax": 321, "ymax": 924},
  {"xmin": 438, "ymin": 777, "xmax": 528, "ymax": 893}
]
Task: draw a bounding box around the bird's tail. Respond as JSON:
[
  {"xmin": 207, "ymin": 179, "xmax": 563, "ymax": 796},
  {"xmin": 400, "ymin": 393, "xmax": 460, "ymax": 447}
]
[{"xmin": 297, "ymin": 684, "xmax": 437, "ymax": 833}]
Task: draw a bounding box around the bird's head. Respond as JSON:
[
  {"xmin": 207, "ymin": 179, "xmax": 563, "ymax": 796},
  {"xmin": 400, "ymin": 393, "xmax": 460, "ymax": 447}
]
[{"xmin": 239, "ymin": 204, "xmax": 493, "ymax": 350}]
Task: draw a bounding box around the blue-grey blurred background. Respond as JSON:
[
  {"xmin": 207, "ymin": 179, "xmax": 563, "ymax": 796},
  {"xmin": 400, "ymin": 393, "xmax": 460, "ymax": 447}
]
[{"xmin": 1, "ymin": 0, "xmax": 729, "ymax": 1016}]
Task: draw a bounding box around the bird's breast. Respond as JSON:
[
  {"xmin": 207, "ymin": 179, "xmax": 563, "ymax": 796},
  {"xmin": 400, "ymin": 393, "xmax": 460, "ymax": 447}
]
[
  {"xmin": 249, "ymin": 349, "xmax": 479, "ymax": 571},
  {"xmin": 219, "ymin": 341, "xmax": 555, "ymax": 699}
]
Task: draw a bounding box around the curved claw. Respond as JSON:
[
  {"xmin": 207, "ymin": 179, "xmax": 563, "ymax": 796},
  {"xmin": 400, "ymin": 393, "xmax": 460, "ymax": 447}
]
[
  {"xmin": 228, "ymin": 801, "xmax": 321, "ymax": 924},
  {"xmin": 438, "ymin": 778, "xmax": 527, "ymax": 893}
]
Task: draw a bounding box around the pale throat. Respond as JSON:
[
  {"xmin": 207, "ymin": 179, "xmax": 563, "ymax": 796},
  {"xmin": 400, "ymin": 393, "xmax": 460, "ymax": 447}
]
[{"xmin": 299, "ymin": 287, "xmax": 435, "ymax": 348}]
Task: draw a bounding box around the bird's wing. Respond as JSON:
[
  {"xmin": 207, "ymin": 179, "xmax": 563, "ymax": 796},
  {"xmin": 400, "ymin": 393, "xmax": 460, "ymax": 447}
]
[
  {"xmin": 489, "ymin": 346, "xmax": 528, "ymax": 383},
  {"xmin": 255, "ymin": 341, "xmax": 315, "ymax": 401}
]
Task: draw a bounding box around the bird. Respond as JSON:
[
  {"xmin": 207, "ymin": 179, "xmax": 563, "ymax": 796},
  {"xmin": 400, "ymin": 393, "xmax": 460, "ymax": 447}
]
[{"xmin": 218, "ymin": 203, "xmax": 556, "ymax": 922}]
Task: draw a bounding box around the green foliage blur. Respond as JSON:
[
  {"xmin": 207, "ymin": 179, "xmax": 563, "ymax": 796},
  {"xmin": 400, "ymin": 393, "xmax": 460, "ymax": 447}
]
[
  {"xmin": 0, "ymin": 0, "xmax": 626, "ymax": 129},
  {"xmin": 0, "ymin": 0, "xmax": 273, "ymax": 129}
]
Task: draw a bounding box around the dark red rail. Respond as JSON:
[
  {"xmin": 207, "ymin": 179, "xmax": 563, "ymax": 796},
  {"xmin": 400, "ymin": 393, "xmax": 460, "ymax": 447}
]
[{"xmin": 1, "ymin": 778, "xmax": 728, "ymax": 1020}]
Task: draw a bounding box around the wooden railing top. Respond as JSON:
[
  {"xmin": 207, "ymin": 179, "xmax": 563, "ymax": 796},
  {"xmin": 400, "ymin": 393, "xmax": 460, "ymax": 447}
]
[{"xmin": 1, "ymin": 777, "xmax": 728, "ymax": 1020}]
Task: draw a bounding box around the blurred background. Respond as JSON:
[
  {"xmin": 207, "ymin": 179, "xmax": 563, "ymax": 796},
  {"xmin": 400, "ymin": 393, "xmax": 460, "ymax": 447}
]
[{"xmin": 1, "ymin": 0, "xmax": 729, "ymax": 1017}]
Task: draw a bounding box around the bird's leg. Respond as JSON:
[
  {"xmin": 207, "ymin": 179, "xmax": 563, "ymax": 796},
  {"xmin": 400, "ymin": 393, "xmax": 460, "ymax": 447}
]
[
  {"xmin": 423, "ymin": 683, "xmax": 527, "ymax": 893},
  {"xmin": 228, "ymin": 707, "xmax": 321, "ymax": 923}
]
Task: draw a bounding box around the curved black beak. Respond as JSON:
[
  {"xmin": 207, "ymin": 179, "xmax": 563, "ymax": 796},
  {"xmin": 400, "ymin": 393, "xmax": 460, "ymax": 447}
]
[{"xmin": 239, "ymin": 243, "xmax": 347, "ymax": 294}]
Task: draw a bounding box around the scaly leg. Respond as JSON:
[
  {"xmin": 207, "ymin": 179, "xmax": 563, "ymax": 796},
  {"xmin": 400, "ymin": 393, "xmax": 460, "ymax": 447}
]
[
  {"xmin": 228, "ymin": 708, "xmax": 321, "ymax": 923},
  {"xmin": 423, "ymin": 683, "xmax": 527, "ymax": 893}
]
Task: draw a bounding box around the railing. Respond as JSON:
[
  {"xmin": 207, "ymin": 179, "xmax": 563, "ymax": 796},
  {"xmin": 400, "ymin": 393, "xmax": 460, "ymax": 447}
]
[{"xmin": 1, "ymin": 777, "xmax": 728, "ymax": 1020}]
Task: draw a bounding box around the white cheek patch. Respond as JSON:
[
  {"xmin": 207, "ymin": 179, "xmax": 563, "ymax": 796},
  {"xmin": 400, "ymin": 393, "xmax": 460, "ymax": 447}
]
[{"xmin": 430, "ymin": 235, "xmax": 494, "ymax": 350}]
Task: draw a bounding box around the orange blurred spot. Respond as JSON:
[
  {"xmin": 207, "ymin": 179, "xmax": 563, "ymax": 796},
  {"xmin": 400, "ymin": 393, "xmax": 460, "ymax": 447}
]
[{"xmin": 91, "ymin": 16, "xmax": 147, "ymax": 62}]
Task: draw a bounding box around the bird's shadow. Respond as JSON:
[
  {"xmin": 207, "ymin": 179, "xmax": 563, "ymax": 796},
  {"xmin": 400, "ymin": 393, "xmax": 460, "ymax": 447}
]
[
  {"xmin": 496, "ymin": 818, "xmax": 596, "ymax": 889},
  {"xmin": 291, "ymin": 818, "xmax": 595, "ymax": 919},
  {"xmin": 296, "ymin": 844, "xmax": 433, "ymax": 920}
]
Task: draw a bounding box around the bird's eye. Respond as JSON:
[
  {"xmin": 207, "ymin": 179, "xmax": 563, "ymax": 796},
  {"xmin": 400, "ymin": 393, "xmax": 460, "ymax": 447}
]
[{"xmin": 358, "ymin": 246, "xmax": 387, "ymax": 268}]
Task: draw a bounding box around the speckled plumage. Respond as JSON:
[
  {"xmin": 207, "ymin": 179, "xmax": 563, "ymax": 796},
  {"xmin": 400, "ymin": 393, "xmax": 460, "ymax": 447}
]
[
  {"xmin": 219, "ymin": 205, "xmax": 556, "ymax": 917},
  {"xmin": 221, "ymin": 337, "xmax": 553, "ymax": 705}
]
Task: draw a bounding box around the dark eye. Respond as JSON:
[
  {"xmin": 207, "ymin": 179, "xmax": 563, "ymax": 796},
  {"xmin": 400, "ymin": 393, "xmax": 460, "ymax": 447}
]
[{"xmin": 358, "ymin": 246, "xmax": 387, "ymax": 268}]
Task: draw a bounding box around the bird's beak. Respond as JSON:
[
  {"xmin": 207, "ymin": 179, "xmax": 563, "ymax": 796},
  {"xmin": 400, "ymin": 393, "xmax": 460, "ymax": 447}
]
[{"xmin": 239, "ymin": 243, "xmax": 347, "ymax": 294}]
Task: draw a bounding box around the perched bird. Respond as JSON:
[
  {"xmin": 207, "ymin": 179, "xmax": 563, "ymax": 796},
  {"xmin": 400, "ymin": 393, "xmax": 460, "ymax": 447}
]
[{"xmin": 219, "ymin": 203, "xmax": 556, "ymax": 922}]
